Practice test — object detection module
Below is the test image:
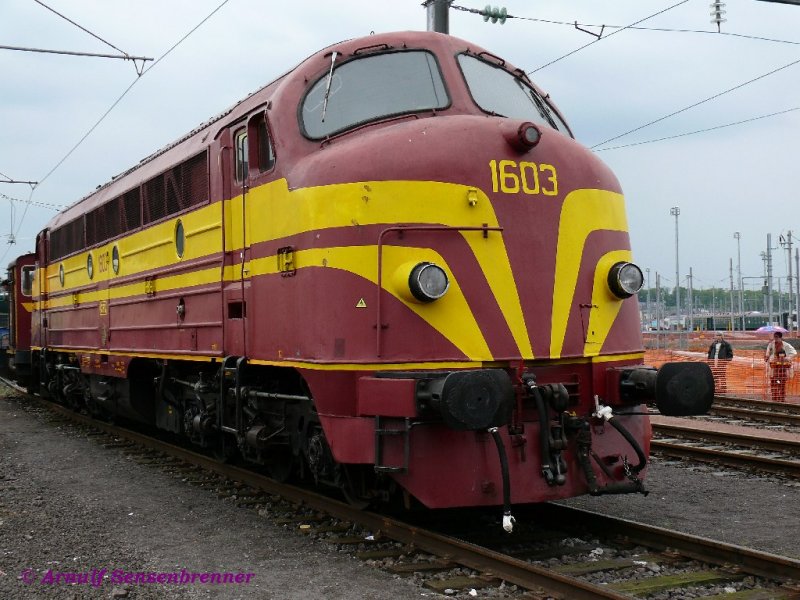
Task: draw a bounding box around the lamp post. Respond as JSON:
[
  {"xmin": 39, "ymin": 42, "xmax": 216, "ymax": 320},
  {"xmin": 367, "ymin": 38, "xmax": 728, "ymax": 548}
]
[
  {"xmin": 761, "ymin": 251, "xmax": 768, "ymax": 314},
  {"xmin": 670, "ymin": 207, "xmax": 680, "ymax": 329},
  {"xmin": 780, "ymin": 232, "xmax": 794, "ymax": 333},
  {"xmin": 734, "ymin": 232, "xmax": 743, "ymax": 330},
  {"xmin": 646, "ymin": 267, "xmax": 651, "ymax": 329}
]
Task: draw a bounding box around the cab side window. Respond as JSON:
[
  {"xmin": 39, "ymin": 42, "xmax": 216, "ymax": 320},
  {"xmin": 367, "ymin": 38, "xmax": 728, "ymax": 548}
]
[
  {"xmin": 248, "ymin": 112, "xmax": 275, "ymax": 174},
  {"xmin": 235, "ymin": 129, "xmax": 248, "ymax": 183},
  {"xmin": 21, "ymin": 266, "xmax": 35, "ymax": 297}
]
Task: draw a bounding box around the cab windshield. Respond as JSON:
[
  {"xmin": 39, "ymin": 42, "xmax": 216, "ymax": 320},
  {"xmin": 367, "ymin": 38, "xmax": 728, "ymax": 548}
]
[
  {"xmin": 301, "ymin": 50, "xmax": 449, "ymax": 139},
  {"xmin": 458, "ymin": 54, "xmax": 571, "ymax": 136}
]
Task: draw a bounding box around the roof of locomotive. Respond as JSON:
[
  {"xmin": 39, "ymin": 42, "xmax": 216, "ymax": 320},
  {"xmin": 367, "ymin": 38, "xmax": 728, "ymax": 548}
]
[
  {"xmin": 6, "ymin": 252, "xmax": 36, "ymax": 271},
  {"xmin": 43, "ymin": 30, "xmax": 545, "ymax": 232}
]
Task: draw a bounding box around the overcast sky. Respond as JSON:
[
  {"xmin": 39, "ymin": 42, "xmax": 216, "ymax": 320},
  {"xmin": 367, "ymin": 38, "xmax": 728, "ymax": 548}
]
[{"xmin": 2, "ymin": 0, "xmax": 799, "ymax": 296}]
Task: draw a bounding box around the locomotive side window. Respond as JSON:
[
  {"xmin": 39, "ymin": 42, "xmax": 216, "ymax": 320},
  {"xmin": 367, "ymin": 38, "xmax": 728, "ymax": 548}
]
[
  {"xmin": 143, "ymin": 151, "xmax": 209, "ymax": 225},
  {"xmin": 20, "ymin": 266, "xmax": 35, "ymax": 297},
  {"xmin": 301, "ymin": 51, "xmax": 449, "ymax": 139},
  {"xmin": 256, "ymin": 118, "xmax": 275, "ymax": 173},
  {"xmin": 246, "ymin": 112, "xmax": 276, "ymax": 175},
  {"xmin": 235, "ymin": 129, "xmax": 248, "ymax": 183},
  {"xmin": 457, "ymin": 54, "xmax": 571, "ymax": 136},
  {"xmin": 122, "ymin": 188, "xmax": 142, "ymax": 232},
  {"xmin": 50, "ymin": 217, "xmax": 86, "ymax": 260}
]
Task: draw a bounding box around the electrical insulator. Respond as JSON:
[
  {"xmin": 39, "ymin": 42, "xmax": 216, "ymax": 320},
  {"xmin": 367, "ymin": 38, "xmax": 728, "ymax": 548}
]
[
  {"xmin": 710, "ymin": 1, "xmax": 726, "ymax": 32},
  {"xmin": 482, "ymin": 5, "xmax": 507, "ymax": 24}
]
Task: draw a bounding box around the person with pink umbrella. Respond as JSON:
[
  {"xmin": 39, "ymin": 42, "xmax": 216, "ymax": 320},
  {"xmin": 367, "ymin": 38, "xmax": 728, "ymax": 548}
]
[{"xmin": 765, "ymin": 332, "xmax": 796, "ymax": 402}]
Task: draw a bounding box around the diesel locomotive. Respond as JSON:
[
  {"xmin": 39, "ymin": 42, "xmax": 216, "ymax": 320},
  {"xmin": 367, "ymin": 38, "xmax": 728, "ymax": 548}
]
[
  {"xmin": 2, "ymin": 253, "xmax": 35, "ymax": 385},
  {"xmin": 4, "ymin": 31, "xmax": 713, "ymax": 528}
]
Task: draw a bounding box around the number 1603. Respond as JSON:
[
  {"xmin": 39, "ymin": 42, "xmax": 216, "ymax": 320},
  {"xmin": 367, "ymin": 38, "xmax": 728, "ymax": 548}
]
[{"xmin": 489, "ymin": 160, "xmax": 558, "ymax": 196}]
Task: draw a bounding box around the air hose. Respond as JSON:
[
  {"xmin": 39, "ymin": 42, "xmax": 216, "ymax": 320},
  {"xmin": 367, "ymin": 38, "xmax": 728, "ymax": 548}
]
[{"xmin": 488, "ymin": 427, "xmax": 514, "ymax": 533}]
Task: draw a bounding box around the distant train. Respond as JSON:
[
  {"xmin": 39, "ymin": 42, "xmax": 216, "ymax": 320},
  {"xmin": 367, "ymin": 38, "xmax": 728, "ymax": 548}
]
[
  {"xmin": 2, "ymin": 253, "xmax": 34, "ymax": 383},
  {"xmin": 3, "ymin": 30, "xmax": 712, "ymax": 527},
  {"xmin": 703, "ymin": 314, "xmax": 796, "ymax": 332}
]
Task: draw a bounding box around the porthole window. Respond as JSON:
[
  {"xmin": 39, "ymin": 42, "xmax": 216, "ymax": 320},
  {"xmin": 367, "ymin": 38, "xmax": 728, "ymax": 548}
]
[
  {"xmin": 112, "ymin": 246, "xmax": 120, "ymax": 274},
  {"xmin": 59, "ymin": 263, "xmax": 65, "ymax": 286},
  {"xmin": 175, "ymin": 220, "xmax": 185, "ymax": 258},
  {"xmin": 87, "ymin": 254, "xmax": 94, "ymax": 280}
]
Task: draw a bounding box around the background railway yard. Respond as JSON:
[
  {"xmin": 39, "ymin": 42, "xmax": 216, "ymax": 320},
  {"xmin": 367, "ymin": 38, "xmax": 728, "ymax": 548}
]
[{"xmin": 2, "ymin": 378, "xmax": 800, "ymax": 600}]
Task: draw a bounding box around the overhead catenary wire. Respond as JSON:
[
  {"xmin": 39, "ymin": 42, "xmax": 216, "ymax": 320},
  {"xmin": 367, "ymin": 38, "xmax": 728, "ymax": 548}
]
[
  {"xmin": 451, "ymin": 2, "xmax": 695, "ymax": 73},
  {"xmin": 33, "ymin": 0, "xmax": 128, "ymax": 55},
  {"xmin": 527, "ymin": 1, "xmax": 690, "ymax": 74},
  {"xmin": 22, "ymin": 0, "xmax": 153, "ymax": 74},
  {"xmin": 451, "ymin": 3, "xmax": 800, "ymax": 46},
  {"xmin": 594, "ymin": 107, "xmax": 800, "ymax": 151},
  {"xmin": 0, "ymin": 45, "xmax": 152, "ymax": 70},
  {"xmin": 35, "ymin": 0, "xmax": 234, "ymax": 190},
  {"xmin": 450, "ymin": 2, "xmax": 800, "ymax": 148},
  {"xmin": 591, "ymin": 56, "xmax": 800, "ymax": 149},
  {"xmin": 0, "ymin": 191, "xmax": 64, "ymax": 212},
  {"xmin": 1, "ymin": 0, "xmax": 234, "ymax": 267},
  {"xmin": 0, "ymin": 170, "xmax": 37, "ymax": 186}
]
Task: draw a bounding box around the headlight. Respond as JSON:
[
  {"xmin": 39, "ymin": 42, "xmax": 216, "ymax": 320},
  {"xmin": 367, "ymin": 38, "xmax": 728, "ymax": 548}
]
[
  {"xmin": 409, "ymin": 262, "xmax": 449, "ymax": 302},
  {"xmin": 501, "ymin": 120, "xmax": 542, "ymax": 152},
  {"xmin": 608, "ymin": 262, "xmax": 643, "ymax": 299}
]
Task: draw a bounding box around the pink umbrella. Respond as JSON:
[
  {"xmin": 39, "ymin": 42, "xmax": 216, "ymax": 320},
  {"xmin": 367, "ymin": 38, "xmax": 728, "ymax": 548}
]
[{"xmin": 756, "ymin": 325, "xmax": 789, "ymax": 333}]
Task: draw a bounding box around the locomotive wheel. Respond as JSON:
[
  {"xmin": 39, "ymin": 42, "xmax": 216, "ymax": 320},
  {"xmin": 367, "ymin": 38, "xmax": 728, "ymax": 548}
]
[
  {"xmin": 339, "ymin": 465, "xmax": 373, "ymax": 510},
  {"xmin": 213, "ymin": 436, "xmax": 237, "ymax": 464},
  {"xmin": 265, "ymin": 448, "xmax": 294, "ymax": 483}
]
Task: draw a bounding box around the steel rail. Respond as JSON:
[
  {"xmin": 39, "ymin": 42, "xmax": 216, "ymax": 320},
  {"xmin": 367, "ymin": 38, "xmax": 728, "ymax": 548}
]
[
  {"xmin": 652, "ymin": 439, "xmax": 800, "ymax": 478},
  {"xmin": 653, "ymin": 422, "xmax": 800, "ymax": 454},
  {"xmin": 25, "ymin": 398, "xmax": 625, "ymax": 599},
  {"xmin": 542, "ymin": 504, "xmax": 800, "ymax": 581},
  {"xmin": 710, "ymin": 405, "xmax": 800, "ymax": 427},
  {"xmin": 710, "ymin": 396, "xmax": 800, "ymax": 427},
  {"xmin": 5, "ymin": 379, "xmax": 800, "ymax": 596},
  {"xmin": 714, "ymin": 396, "xmax": 800, "ymax": 414}
]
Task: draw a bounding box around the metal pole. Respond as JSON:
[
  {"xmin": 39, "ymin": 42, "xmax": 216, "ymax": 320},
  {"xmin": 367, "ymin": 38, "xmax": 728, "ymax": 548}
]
[
  {"xmin": 787, "ymin": 232, "xmax": 794, "ymax": 334},
  {"xmin": 425, "ymin": 0, "xmax": 450, "ymax": 33},
  {"xmin": 670, "ymin": 207, "xmax": 680, "ymax": 329},
  {"xmin": 688, "ymin": 267, "xmax": 694, "ymax": 332},
  {"xmin": 730, "ymin": 258, "xmax": 735, "ymax": 332},
  {"xmin": 712, "ymin": 288, "xmax": 716, "ymax": 326},
  {"xmin": 761, "ymin": 251, "xmax": 768, "ymax": 314},
  {"xmin": 796, "ymin": 247, "xmax": 800, "ymax": 334},
  {"xmin": 734, "ymin": 232, "xmax": 743, "ymax": 330},
  {"xmin": 767, "ymin": 234, "xmax": 774, "ymax": 324},
  {"xmin": 645, "ymin": 268, "xmax": 651, "ymax": 330},
  {"xmin": 656, "ymin": 273, "xmax": 662, "ymax": 349}
]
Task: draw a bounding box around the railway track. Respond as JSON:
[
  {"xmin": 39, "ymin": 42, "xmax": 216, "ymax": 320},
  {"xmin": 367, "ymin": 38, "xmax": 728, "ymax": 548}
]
[
  {"xmin": 710, "ymin": 396, "xmax": 800, "ymax": 428},
  {"xmin": 3, "ymin": 377, "xmax": 800, "ymax": 598},
  {"xmin": 651, "ymin": 398, "xmax": 800, "ymax": 479}
]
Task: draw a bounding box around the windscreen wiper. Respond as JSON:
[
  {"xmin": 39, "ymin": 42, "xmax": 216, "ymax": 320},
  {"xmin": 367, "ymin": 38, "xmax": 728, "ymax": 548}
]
[{"xmin": 321, "ymin": 51, "xmax": 338, "ymax": 123}]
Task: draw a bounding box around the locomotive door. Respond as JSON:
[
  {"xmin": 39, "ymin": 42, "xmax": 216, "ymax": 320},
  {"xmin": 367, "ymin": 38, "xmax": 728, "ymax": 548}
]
[
  {"xmin": 33, "ymin": 230, "xmax": 48, "ymax": 351},
  {"xmin": 221, "ymin": 125, "xmax": 252, "ymax": 357},
  {"xmin": 97, "ymin": 245, "xmax": 112, "ymax": 351}
]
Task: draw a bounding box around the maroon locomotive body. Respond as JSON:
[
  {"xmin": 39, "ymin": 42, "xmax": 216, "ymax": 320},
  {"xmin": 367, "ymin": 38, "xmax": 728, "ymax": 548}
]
[
  {"xmin": 2, "ymin": 253, "xmax": 36, "ymax": 384},
  {"xmin": 19, "ymin": 31, "xmax": 711, "ymax": 522}
]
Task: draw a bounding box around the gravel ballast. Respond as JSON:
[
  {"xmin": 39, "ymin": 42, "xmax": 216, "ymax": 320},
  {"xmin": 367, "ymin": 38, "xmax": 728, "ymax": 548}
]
[
  {"xmin": 0, "ymin": 385, "xmax": 425, "ymax": 600},
  {"xmin": 1, "ymin": 381, "xmax": 799, "ymax": 600}
]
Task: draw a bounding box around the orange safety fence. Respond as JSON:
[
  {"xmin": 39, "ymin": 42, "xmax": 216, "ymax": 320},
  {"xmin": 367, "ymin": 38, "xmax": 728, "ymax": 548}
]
[{"xmin": 644, "ymin": 348, "xmax": 799, "ymax": 403}]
